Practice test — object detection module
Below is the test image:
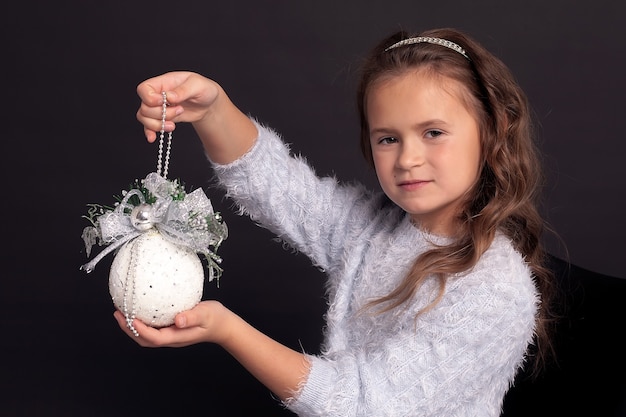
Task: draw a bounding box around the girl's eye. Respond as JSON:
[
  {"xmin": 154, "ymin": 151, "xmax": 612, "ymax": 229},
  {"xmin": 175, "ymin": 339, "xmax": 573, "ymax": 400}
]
[
  {"xmin": 378, "ymin": 136, "xmax": 398, "ymax": 144},
  {"xmin": 425, "ymin": 130, "xmax": 443, "ymax": 139}
]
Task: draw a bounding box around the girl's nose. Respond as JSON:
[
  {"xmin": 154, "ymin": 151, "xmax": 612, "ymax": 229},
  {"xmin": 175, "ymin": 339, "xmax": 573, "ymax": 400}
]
[{"xmin": 396, "ymin": 140, "xmax": 425, "ymax": 169}]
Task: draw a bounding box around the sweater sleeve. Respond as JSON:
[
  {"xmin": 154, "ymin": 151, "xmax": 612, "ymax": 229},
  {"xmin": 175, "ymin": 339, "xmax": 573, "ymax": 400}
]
[{"xmin": 209, "ymin": 119, "xmax": 374, "ymax": 271}]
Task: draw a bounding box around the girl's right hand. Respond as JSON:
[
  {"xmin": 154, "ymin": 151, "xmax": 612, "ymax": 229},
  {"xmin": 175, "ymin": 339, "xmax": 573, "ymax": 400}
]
[{"xmin": 136, "ymin": 71, "xmax": 221, "ymax": 143}]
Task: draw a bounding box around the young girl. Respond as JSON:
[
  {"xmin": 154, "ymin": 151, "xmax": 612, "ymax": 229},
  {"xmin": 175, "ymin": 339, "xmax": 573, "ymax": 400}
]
[{"xmin": 116, "ymin": 27, "xmax": 555, "ymax": 416}]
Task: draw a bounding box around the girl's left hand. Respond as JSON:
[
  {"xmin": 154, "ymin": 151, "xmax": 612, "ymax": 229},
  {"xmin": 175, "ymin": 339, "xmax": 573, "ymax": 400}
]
[{"xmin": 113, "ymin": 300, "xmax": 232, "ymax": 348}]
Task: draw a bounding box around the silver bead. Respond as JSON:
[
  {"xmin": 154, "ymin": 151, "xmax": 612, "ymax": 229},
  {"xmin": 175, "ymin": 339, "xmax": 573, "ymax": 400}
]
[{"xmin": 130, "ymin": 203, "xmax": 155, "ymax": 231}]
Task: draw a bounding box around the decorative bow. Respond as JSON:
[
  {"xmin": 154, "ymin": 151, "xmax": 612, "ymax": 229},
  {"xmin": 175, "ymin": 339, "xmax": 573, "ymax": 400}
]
[{"xmin": 80, "ymin": 172, "xmax": 228, "ymax": 282}]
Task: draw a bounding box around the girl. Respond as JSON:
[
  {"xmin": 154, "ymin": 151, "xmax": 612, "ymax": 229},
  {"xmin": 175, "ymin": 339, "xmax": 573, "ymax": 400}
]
[{"xmin": 116, "ymin": 27, "xmax": 555, "ymax": 416}]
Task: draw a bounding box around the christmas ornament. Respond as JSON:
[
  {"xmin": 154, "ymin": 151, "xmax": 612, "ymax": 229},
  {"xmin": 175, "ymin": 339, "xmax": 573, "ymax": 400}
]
[{"xmin": 80, "ymin": 92, "xmax": 227, "ymax": 336}]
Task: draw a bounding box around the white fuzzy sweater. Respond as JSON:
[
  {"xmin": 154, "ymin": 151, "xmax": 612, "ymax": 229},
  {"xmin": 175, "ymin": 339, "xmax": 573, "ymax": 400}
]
[{"xmin": 210, "ymin": 121, "xmax": 538, "ymax": 417}]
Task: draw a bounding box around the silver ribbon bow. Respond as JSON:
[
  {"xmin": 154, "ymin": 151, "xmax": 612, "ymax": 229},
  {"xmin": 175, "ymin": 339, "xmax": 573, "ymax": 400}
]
[{"xmin": 80, "ymin": 172, "xmax": 227, "ymax": 281}]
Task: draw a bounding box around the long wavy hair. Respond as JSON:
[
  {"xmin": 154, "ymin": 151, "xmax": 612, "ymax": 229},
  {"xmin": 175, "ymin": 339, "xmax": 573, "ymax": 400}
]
[{"xmin": 357, "ymin": 28, "xmax": 557, "ymax": 376}]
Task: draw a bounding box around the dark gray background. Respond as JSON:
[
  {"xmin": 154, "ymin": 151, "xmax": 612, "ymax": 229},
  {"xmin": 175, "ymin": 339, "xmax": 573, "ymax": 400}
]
[{"xmin": 3, "ymin": 1, "xmax": 625, "ymax": 416}]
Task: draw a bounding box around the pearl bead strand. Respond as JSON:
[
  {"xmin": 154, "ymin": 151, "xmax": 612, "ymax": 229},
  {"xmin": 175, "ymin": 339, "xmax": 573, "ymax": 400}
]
[
  {"xmin": 156, "ymin": 91, "xmax": 173, "ymax": 179},
  {"xmin": 122, "ymin": 237, "xmax": 140, "ymax": 337}
]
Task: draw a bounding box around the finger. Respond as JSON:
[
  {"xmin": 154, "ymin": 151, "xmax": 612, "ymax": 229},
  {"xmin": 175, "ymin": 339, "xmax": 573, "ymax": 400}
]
[
  {"xmin": 136, "ymin": 82, "xmax": 164, "ymax": 107},
  {"xmin": 128, "ymin": 319, "xmax": 163, "ymax": 345},
  {"xmin": 137, "ymin": 71, "xmax": 190, "ymax": 105},
  {"xmin": 174, "ymin": 304, "xmax": 210, "ymax": 329},
  {"xmin": 136, "ymin": 100, "xmax": 178, "ymax": 125},
  {"xmin": 143, "ymin": 127, "xmax": 157, "ymax": 143},
  {"xmin": 115, "ymin": 319, "xmax": 158, "ymax": 347},
  {"xmin": 134, "ymin": 320, "xmax": 202, "ymax": 347},
  {"xmin": 113, "ymin": 309, "xmax": 126, "ymax": 326},
  {"xmin": 136, "ymin": 105, "xmax": 177, "ymax": 142},
  {"xmin": 113, "ymin": 310, "xmax": 142, "ymax": 340},
  {"xmin": 163, "ymin": 72, "xmax": 209, "ymax": 106}
]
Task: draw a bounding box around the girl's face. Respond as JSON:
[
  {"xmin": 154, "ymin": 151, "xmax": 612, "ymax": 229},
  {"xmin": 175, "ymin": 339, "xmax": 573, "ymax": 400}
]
[{"xmin": 367, "ymin": 70, "xmax": 482, "ymax": 236}]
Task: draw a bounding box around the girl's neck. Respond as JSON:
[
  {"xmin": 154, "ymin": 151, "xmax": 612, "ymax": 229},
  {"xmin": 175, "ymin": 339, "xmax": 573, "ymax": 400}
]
[{"xmin": 409, "ymin": 214, "xmax": 459, "ymax": 238}]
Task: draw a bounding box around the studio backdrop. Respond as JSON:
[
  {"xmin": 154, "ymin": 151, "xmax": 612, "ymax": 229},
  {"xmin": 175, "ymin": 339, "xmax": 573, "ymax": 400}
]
[{"xmin": 3, "ymin": 1, "xmax": 625, "ymax": 416}]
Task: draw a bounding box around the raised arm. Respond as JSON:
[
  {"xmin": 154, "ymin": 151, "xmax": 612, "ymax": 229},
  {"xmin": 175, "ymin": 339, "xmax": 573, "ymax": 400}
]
[
  {"xmin": 131, "ymin": 72, "xmax": 310, "ymax": 400},
  {"xmin": 136, "ymin": 71, "xmax": 258, "ymax": 164}
]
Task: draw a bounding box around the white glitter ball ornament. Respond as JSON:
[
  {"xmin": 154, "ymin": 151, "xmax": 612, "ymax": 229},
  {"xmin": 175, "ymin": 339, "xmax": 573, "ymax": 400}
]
[
  {"xmin": 81, "ymin": 93, "xmax": 227, "ymax": 336},
  {"xmin": 109, "ymin": 230, "xmax": 205, "ymax": 328}
]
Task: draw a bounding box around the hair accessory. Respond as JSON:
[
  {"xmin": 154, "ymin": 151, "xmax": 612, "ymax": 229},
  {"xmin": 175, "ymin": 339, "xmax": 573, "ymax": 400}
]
[{"xmin": 385, "ymin": 36, "xmax": 469, "ymax": 60}]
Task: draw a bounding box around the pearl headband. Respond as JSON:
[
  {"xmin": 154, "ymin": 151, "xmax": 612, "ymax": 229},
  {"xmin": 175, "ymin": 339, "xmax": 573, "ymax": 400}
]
[{"xmin": 385, "ymin": 36, "xmax": 470, "ymax": 60}]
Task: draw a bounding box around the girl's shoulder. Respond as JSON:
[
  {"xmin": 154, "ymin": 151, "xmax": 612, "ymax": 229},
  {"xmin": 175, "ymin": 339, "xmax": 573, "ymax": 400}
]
[{"xmin": 468, "ymin": 233, "xmax": 534, "ymax": 285}]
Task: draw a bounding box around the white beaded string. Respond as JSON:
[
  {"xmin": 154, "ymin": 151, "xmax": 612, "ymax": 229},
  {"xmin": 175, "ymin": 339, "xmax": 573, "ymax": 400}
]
[
  {"xmin": 124, "ymin": 92, "xmax": 174, "ymax": 337},
  {"xmin": 123, "ymin": 238, "xmax": 140, "ymax": 337},
  {"xmin": 156, "ymin": 91, "xmax": 173, "ymax": 179}
]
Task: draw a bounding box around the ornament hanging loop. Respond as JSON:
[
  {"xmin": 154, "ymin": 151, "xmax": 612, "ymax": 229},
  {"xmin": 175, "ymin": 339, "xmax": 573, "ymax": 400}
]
[{"xmin": 156, "ymin": 91, "xmax": 173, "ymax": 179}]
